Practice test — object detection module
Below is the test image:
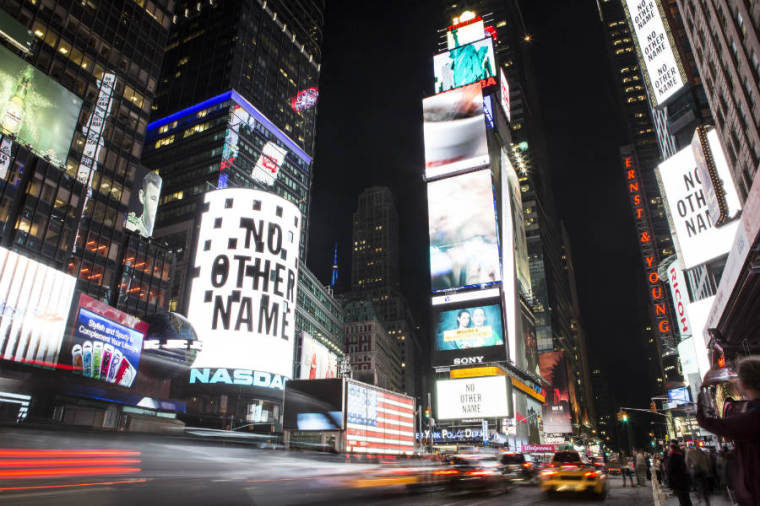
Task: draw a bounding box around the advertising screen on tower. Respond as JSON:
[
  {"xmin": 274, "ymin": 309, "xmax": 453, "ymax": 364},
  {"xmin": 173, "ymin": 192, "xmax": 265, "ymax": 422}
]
[
  {"xmin": 299, "ymin": 332, "xmax": 338, "ymax": 380},
  {"xmin": 186, "ymin": 189, "xmax": 301, "ymax": 381},
  {"xmin": 434, "ymin": 303, "xmax": 504, "ymax": 351},
  {"xmin": 446, "ymin": 17, "xmax": 486, "ymax": 50},
  {"xmin": 283, "ymin": 378, "xmax": 343, "ymax": 431},
  {"xmin": 657, "ymin": 144, "xmax": 740, "ymax": 269},
  {"xmin": 423, "ymin": 83, "xmax": 489, "ymax": 179},
  {"xmin": 539, "ymin": 351, "xmax": 573, "ymax": 435},
  {"xmin": 436, "ymin": 376, "xmax": 509, "ymax": 420},
  {"xmin": 433, "ymin": 37, "xmax": 496, "ymax": 94},
  {"xmin": 428, "ymin": 168, "xmax": 501, "ymax": 292},
  {"xmin": 622, "ymin": 0, "xmax": 685, "ymax": 106},
  {"xmin": 125, "ymin": 167, "xmax": 163, "ymax": 238},
  {"xmin": 345, "ymin": 380, "xmax": 415, "ymax": 455},
  {"xmin": 0, "ymin": 43, "xmax": 82, "ymax": 164},
  {"xmin": 0, "ymin": 247, "xmax": 76, "ymax": 367}
]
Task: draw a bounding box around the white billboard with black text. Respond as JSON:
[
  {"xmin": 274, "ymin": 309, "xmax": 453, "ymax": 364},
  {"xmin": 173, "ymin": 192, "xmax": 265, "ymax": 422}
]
[{"xmin": 436, "ymin": 375, "xmax": 509, "ymax": 420}]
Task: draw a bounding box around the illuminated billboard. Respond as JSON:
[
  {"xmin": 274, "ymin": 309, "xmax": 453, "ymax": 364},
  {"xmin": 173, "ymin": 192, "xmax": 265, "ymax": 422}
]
[
  {"xmin": 0, "ymin": 43, "xmax": 82, "ymax": 164},
  {"xmin": 434, "ymin": 37, "xmax": 496, "ymax": 94},
  {"xmin": 60, "ymin": 294, "xmax": 148, "ymax": 387},
  {"xmin": 346, "ymin": 380, "xmax": 415, "ymax": 455},
  {"xmin": 436, "ymin": 376, "xmax": 509, "ymax": 420},
  {"xmin": 692, "ymin": 127, "xmax": 742, "ymax": 226},
  {"xmin": 283, "ymin": 378, "xmax": 343, "ymax": 431},
  {"xmin": 428, "ymin": 168, "xmax": 501, "ymax": 292},
  {"xmin": 666, "ymin": 259, "xmax": 692, "ymax": 338},
  {"xmin": 657, "ymin": 144, "xmax": 740, "ymax": 269},
  {"xmin": 539, "ymin": 352, "xmax": 573, "ymax": 435},
  {"xmin": 434, "ymin": 303, "xmax": 504, "ymax": 351},
  {"xmin": 299, "ymin": 332, "xmax": 338, "ymax": 380},
  {"xmin": 499, "ymin": 68, "xmax": 510, "ymax": 122},
  {"xmin": 423, "ymin": 83, "xmax": 488, "ymax": 178},
  {"xmin": 125, "ymin": 168, "xmax": 162, "ymax": 238},
  {"xmin": 622, "ymin": 0, "xmax": 686, "ymax": 106},
  {"xmin": 186, "ymin": 189, "xmax": 301, "ymax": 380},
  {"xmin": 0, "ymin": 247, "xmax": 76, "ymax": 366},
  {"xmin": 446, "ymin": 17, "xmax": 485, "ymax": 50}
]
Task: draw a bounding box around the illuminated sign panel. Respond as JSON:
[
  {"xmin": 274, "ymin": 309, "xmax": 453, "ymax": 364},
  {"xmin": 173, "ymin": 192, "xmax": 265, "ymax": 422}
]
[
  {"xmin": 186, "ymin": 189, "xmax": 301, "ymax": 380},
  {"xmin": 692, "ymin": 126, "xmax": 742, "ymax": 226},
  {"xmin": 499, "ymin": 68, "xmax": 510, "ymax": 122},
  {"xmin": 423, "ymin": 83, "xmax": 489, "ymax": 179},
  {"xmin": 434, "ymin": 303, "xmax": 504, "ymax": 351},
  {"xmin": 77, "ymin": 72, "xmax": 116, "ymax": 186},
  {"xmin": 125, "ymin": 168, "xmax": 162, "ymax": 238},
  {"xmin": 346, "ymin": 380, "xmax": 415, "ymax": 455},
  {"xmin": 0, "ymin": 247, "xmax": 76, "ymax": 366},
  {"xmin": 446, "ymin": 17, "xmax": 485, "ymax": 50},
  {"xmin": 428, "ymin": 168, "xmax": 501, "ymax": 292},
  {"xmin": 539, "ymin": 351, "xmax": 573, "ymax": 435},
  {"xmin": 433, "ymin": 37, "xmax": 496, "ymax": 94},
  {"xmin": 290, "ymin": 87, "xmax": 318, "ymax": 113},
  {"xmin": 657, "ymin": 144, "xmax": 740, "ymax": 269},
  {"xmin": 622, "ymin": 0, "xmax": 686, "ymax": 106},
  {"xmin": 666, "ymin": 259, "xmax": 692, "ymax": 338},
  {"xmin": 0, "ymin": 44, "xmax": 82, "ymax": 164},
  {"xmin": 61, "ymin": 294, "xmax": 147, "ymax": 387},
  {"xmin": 299, "ymin": 332, "xmax": 338, "ymax": 380},
  {"xmin": 436, "ymin": 376, "xmax": 509, "ymax": 420},
  {"xmin": 623, "ymin": 148, "xmax": 673, "ymax": 341}
]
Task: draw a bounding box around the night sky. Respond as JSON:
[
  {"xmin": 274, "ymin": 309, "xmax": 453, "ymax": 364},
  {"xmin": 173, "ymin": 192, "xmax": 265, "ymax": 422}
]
[{"xmin": 309, "ymin": 0, "xmax": 655, "ymax": 410}]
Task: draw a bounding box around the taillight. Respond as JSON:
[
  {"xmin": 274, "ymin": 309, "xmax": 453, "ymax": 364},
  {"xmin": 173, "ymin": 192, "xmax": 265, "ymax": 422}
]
[
  {"xmin": 584, "ymin": 471, "xmax": 599, "ymax": 478},
  {"xmin": 466, "ymin": 470, "xmax": 496, "ymax": 477},
  {"xmin": 433, "ymin": 469, "xmax": 460, "ymax": 476},
  {"xmin": 522, "ymin": 462, "xmax": 533, "ymax": 470},
  {"xmin": 541, "ymin": 470, "xmax": 558, "ymax": 477},
  {"xmin": 560, "ymin": 464, "xmax": 579, "ymax": 470}
]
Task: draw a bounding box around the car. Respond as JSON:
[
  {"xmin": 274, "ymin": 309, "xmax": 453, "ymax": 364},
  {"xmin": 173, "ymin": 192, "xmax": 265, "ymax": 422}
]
[
  {"xmin": 539, "ymin": 450, "xmax": 608, "ymax": 500},
  {"xmin": 438, "ymin": 455, "xmax": 511, "ymax": 494},
  {"xmin": 500, "ymin": 452, "xmax": 538, "ymax": 484},
  {"xmin": 591, "ymin": 456, "xmax": 608, "ymax": 473}
]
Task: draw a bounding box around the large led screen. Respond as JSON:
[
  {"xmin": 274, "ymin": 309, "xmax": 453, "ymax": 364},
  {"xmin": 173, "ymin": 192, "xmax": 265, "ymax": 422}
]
[
  {"xmin": 435, "ymin": 303, "xmax": 504, "ymax": 351},
  {"xmin": 428, "ymin": 168, "xmax": 500, "ymax": 292},
  {"xmin": 299, "ymin": 332, "xmax": 338, "ymax": 380},
  {"xmin": 60, "ymin": 294, "xmax": 147, "ymax": 387},
  {"xmin": 423, "ymin": 83, "xmax": 488, "ymax": 178},
  {"xmin": 434, "ymin": 37, "xmax": 495, "ymax": 94},
  {"xmin": 0, "ymin": 44, "xmax": 82, "ymax": 164},
  {"xmin": 283, "ymin": 378, "xmax": 343, "ymax": 431},
  {"xmin": 446, "ymin": 17, "xmax": 485, "ymax": 50},
  {"xmin": 539, "ymin": 352, "xmax": 573, "ymax": 435},
  {"xmin": 657, "ymin": 144, "xmax": 740, "ymax": 269},
  {"xmin": 125, "ymin": 167, "xmax": 162, "ymax": 238},
  {"xmin": 187, "ymin": 189, "xmax": 301, "ymax": 380},
  {"xmin": 346, "ymin": 380, "xmax": 415, "ymax": 455},
  {"xmin": 436, "ymin": 376, "xmax": 509, "ymax": 420},
  {"xmin": 622, "ymin": 0, "xmax": 685, "ymax": 106},
  {"xmin": 0, "ymin": 248, "xmax": 76, "ymax": 366}
]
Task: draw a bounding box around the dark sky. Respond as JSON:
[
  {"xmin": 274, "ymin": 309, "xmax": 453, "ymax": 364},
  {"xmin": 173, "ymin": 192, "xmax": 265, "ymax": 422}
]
[{"xmin": 309, "ymin": 0, "xmax": 654, "ymax": 410}]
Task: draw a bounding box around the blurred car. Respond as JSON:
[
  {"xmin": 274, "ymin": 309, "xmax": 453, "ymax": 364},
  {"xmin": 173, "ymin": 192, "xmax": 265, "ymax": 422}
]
[
  {"xmin": 500, "ymin": 452, "xmax": 538, "ymax": 484},
  {"xmin": 591, "ymin": 456, "xmax": 608, "ymax": 473},
  {"xmin": 540, "ymin": 450, "xmax": 607, "ymax": 500},
  {"xmin": 607, "ymin": 460, "xmax": 622, "ymax": 475},
  {"xmin": 438, "ymin": 454, "xmax": 511, "ymax": 494}
]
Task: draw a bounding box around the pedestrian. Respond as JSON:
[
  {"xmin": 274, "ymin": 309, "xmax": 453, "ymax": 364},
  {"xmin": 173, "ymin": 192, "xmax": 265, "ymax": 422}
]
[
  {"xmin": 662, "ymin": 449, "xmax": 671, "ymax": 488},
  {"xmin": 635, "ymin": 450, "xmax": 648, "ymax": 486},
  {"xmin": 668, "ymin": 442, "xmax": 692, "ymax": 506},
  {"xmin": 697, "ymin": 355, "xmax": 760, "ymax": 506},
  {"xmin": 621, "ymin": 456, "xmax": 632, "ymax": 487},
  {"xmin": 686, "ymin": 445, "xmax": 711, "ymax": 505},
  {"xmin": 653, "ymin": 452, "xmax": 663, "ymax": 484}
]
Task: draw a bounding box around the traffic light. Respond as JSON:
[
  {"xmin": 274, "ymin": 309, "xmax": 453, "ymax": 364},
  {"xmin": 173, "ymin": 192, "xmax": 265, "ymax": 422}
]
[
  {"xmin": 650, "ymin": 401, "xmax": 657, "ymax": 413},
  {"xmin": 424, "ymin": 408, "xmax": 430, "ymax": 419},
  {"xmin": 622, "ymin": 414, "xmax": 629, "ymax": 423},
  {"xmin": 616, "ymin": 410, "xmax": 629, "ymax": 422}
]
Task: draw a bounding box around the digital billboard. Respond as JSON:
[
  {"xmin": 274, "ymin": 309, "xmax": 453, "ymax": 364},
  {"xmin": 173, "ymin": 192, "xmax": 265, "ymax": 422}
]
[
  {"xmin": 434, "ymin": 303, "xmax": 504, "ymax": 351},
  {"xmin": 657, "ymin": 144, "xmax": 740, "ymax": 269},
  {"xmin": 666, "ymin": 259, "xmax": 692, "ymax": 338},
  {"xmin": 434, "ymin": 37, "xmax": 496, "ymax": 94},
  {"xmin": 0, "ymin": 247, "xmax": 76, "ymax": 366},
  {"xmin": 446, "ymin": 17, "xmax": 485, "ymax": 50},
  {"xmin": 428, "ymin": 168, "xmax": 500, "ymax": 292},
  {"xmin": 622, "ymin": 0, "xmax": 685, "ymax": 106},
  {"xmin": 499, "ymin": 68, "xmax": 510, "ymax": 122},
  {"xmin": 187, "ymin": 189, "xmax": 301, "ymax": 380},
  {"xmin": 299, "ymin": 332, "xmax": 338, "ymax": 380},
  {"xmin": 539, "ymin": 352, "xmax": 573, "ymax": 435},
  {"xmin": 60, "ymin": 294, "xmax": 148, "ymax": 387},
  {"xmin": 668, "ymin": 386, "xmax": 690, "ymax": 406},
  {"xmin": 0, "ymin": 43, "xmax": 82, "ymax": 164},
  {"xmin": 125, "ymin": 168, "xmax": 162, "ymax": 238},
  {"xmin": 423, "ymin": 83, "xmax": 488, "ymax": 179},
  {"xmin": 283, "ymin": 378, "xmax": 343, "ymax": 431},
  {"xmin": 436, "ymin": 376, "xmax": 509, "ymax": 420},
  {"xmin": 346, "ymin": 380, "xmax": 415, "ymax": 455}
]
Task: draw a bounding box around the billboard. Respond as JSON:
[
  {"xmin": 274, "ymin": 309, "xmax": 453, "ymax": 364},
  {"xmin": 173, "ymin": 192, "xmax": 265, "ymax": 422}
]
[
  {"xmin": 299, "ymin": 332, "xmax": 338, "ymax": 380},
  {"xmin": 446, "ymin": 17, "xmax": 485, "ymax": 50},
  {"xmin": 346, "ymin": 380, "xmax": 415, "ymax": 455},
  {"xmin": 499, "ymin": 68, "xmax": 510, "ymax": 122},
  {"xmin": 657, "ymin": 144, "xmax": 740, "ymax": 269},
  {"xmin": 692, "ymin": 127, "xmax": 742, "ymax": 226},
  {"xmin": 283, "ymin": 378, "xmax": 343, "ymax": 431},
  {"xmin": 668, "ymin": 386, "xmax": 690, "ymax": 406},
  {"xmin": 125, "ymin": 168, "xmax": 162, "ymax": 238},
  {"xmin": 428, "ymin": 168, "xmax": 501, "ymax": 292},
  {"xmin": 60, "ymin": 294, "xmax": 147, "ymax": 387},
  {"xmin": 433, "ymin": 37, "xmax": 496, "ymax": 94},
  {"xmin": 435, "ymin": 303, "xmax": 504, "ymax": 350},
  {"xmin": 622, "ymin": 0, "xmax": 685, "ymax": 106},
  {"xmin": 76, "ymin": 72, "xmax": 116, "ymax": 186},
  {"xmin": 0, "ymin": 43, "xmax": 82, "ymax": 164},
  {"xmin": 539, "ymin": 352, "xmax": 573, "ymax": 435},
  {"xmin": 666, "ymin": 259, "xmax": 692, "ymax": 338},
  {"xmin": 0, "ymin": 247, "xmax": 76, "ymax": 366},
  {"xmin": 423, "ymin": 83, "xmax": 488, "ymax": 178},
  {"xmin": 187, "ymin": 189, "xmax": 301, "ymax": 380},
  {"xmin": 436, "ymin": 376, "xmax": 509, "ymax": 420}
]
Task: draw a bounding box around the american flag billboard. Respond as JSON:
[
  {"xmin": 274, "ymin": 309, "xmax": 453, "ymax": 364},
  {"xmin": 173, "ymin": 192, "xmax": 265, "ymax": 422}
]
[{"xmin": 345, "ymin": 381, "xmax": 415, "ymax": 455}]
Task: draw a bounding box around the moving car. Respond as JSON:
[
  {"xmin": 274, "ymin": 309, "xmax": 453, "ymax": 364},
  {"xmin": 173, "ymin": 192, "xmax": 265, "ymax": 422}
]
[
  {"xmin": 500, "ymin": 452, "xmax": 538, "ymax": 484},
  {"xmin": 539, "ymin": 450, "xmax": 607, "ymax": 500},
  {"xmin": 591, "ymin": 456, "xmax": 608, "ymax": 473},
  {"xmin": 438, "ymin": 454, "xmax": 510, "ymax": 494}
]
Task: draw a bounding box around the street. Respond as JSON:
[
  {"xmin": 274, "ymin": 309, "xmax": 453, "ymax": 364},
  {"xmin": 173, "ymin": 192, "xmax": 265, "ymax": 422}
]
[{"xmin": 0, "ymin": 428, "xmax": 655, "ymax": 506}]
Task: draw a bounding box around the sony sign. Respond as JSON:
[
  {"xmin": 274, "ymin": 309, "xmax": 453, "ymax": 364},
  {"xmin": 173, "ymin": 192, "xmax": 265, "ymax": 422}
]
[
  {"xmin": 187, "ymin": 189, "xmax": 301, "ymax": 380},
  {"xmin": 189, "ymin": 368, "xmax": 286, "ymax": 390},
  {"xmin": 453, "ymin": 356, "xmax": 484, "ymax": 366}
]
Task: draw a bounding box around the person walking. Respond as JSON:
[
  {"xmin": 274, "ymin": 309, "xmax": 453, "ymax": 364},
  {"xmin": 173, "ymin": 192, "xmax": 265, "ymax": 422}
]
[
  {"xmin": 635, "ymin": 450, "xmax": 648, "ymax": 486},
  {"xmin": 686, "ymin": 446, "xmax": 711, "ymax": 505},
  {"xmin": 621, "ymin": 456, "xmax": 633, "ymax": 487},
  {"xmin": 668, "ymin": 442, "xmax": 692, "ymax": 506},
  {"xmin": 653, "ymin": 452, "xmax": 663, "ymax": 484},
  {"xmin": 697, "ymin": 355, "xmax": 760, "ymax": 506}
]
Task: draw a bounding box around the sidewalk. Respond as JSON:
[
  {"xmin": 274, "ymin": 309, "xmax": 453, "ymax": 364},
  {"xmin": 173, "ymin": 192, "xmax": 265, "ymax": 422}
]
[{"xmin": 653, "ymin": 477, "xmax": 734, "ymax": 506}]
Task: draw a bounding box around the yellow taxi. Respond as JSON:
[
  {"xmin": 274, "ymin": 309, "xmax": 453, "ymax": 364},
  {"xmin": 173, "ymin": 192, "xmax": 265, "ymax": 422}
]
[{"xmin": 539, "ymin": 450, "xmax": 607, "ymax": 500}]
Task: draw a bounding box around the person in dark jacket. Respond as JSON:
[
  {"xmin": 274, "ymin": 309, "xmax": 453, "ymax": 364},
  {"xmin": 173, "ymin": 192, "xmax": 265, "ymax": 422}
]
[
  {"xmin": 697, "ymin": 355, "xmax": 760, "ymax": 506},
  {"xmin": 668, "ymin": 442, "xmax": 692, "ymax": 506}
]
